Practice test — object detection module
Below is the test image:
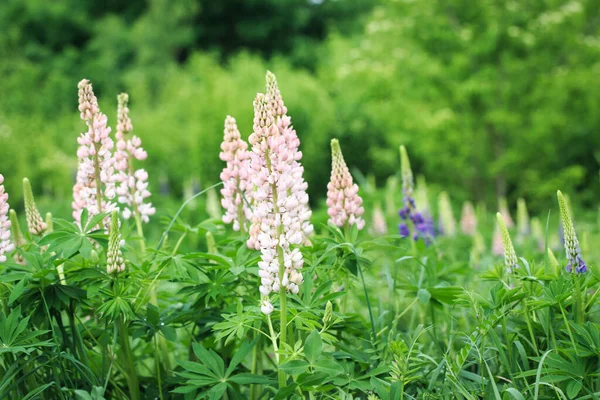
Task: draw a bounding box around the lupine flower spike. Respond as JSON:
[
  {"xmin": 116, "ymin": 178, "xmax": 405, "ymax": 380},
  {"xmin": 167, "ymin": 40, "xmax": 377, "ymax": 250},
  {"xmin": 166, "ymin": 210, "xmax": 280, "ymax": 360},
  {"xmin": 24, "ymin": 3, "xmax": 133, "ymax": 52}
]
[
  {"xmin": 398, "ymin": 146, "xmax": 433, "ymax": 241},
  {"xmin": 547, "ymin": 248, "xmax": 560, "ymax": 275},
  {"xmin": 114, "ymin": 93, "xmax": 155, "ymax": 223},
  {"xmin": 530, "ymin": 217, "xmax": 544, "ymax": 250},
  {"xmin": 557, "ymin": 190, "xmax": 586, "ymax": 273},
  {"xmin": 517, "ymin": 198, "xmax": 530, "ymax": 239},
  {"xmin": 498, "ymin": 197, "xmax": 514, "ymax": 228},
  {"xmin": 9, "ymin": 210, "xmax": 25, "ymax": 264},
  {"xmin": 23, "ymin": 178, "xmax": 47, "ymax": 235},
  {"xmin": 247, "ymin": 93, "xmax": 311, "ymax": 314},
  {"xmin": 326, "ymin": 139, "xmax": 365, "ymax": 229},
  {"xmin": 107, "ymin": 210, "xmax": 125, "ymax": 274},
  {"xmin": 265, "ymin": 71, "xmax": 313, "ymax": 243},
  {"xmin": 0, "ymin": 175, "xmax": 14, "ymax": 263},
  {"xmin": 460, "ymin": 201, "xmax": 477, "ymax": 236},
  {"xmin": 219, "ymin": 116, "xmax": 251, "ymax": 232},
  {"xmin": 438, "ymin": 192, "xmax": 456, "ymax": 237},
  {"xmin": 370, "ymin": 203, "xmax": 387, "ymax": 236},
  {"xmin": 45, "ymin": 212, "xmax": 53, "ymax": 233},
  {"xmin": 492, "ymin": 227, "xmax": 503, "ymax": 256},
  {"xmin": 73, "ymin": 79, "xmax": 117, "ymax": 224},
  {"xmin": 496, "ymin": 212, "xmax": 518, "ymax": 273}
]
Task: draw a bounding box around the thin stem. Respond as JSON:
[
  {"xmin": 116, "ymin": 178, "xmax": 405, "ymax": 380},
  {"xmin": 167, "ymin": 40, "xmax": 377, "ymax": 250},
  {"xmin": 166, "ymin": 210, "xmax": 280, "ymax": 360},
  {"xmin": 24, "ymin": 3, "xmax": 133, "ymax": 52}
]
[
  {"xmin": 356, "ymin": 254, "xmax": 377, "ymax": 341},
  {"xmin": 117, "ymin": 317, "xmax": 140, "ymax": 400},
  {"xmin": 134, "ymin": 213, "xmax": 146, "ymax": 254},
  {"xmin": 574, "ymin": 275, "xmax": 584, "ymax": 324},
  {"xmin": 559, "ymin": 303, "xmax": 579, "ymax": 356},
  {"xmin": 522, "ymin": 301, "xmax": 539, "ymax": 355},
  {"xmin": 154, "ymin": 334, "xmax": 164, "ymax": 400},
  {"xmin": 266, "ymin": 315, "xmax": 279, "ymax": 363}
]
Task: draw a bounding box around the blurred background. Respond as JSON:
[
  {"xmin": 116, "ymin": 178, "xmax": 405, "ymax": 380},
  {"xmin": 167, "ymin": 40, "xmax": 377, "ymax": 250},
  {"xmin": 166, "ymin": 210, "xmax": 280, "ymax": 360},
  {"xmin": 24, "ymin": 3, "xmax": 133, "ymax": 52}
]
[{"xmin": 1, "ymin": 0, "xmax": 599, "ymax": 221}]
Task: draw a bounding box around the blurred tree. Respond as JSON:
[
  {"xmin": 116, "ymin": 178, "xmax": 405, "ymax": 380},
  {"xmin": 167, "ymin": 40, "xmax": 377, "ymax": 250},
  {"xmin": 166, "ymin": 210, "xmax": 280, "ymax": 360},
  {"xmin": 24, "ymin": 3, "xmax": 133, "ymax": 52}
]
[{"xmin": 321, "ymin": 0, "xmax": 600, "ymax": 210}]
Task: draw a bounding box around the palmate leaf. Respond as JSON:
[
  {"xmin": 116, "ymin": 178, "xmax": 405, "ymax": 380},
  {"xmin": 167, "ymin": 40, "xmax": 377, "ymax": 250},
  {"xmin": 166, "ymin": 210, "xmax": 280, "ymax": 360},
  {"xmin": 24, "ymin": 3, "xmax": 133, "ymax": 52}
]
[
  {"xmin": 0, "ymin": 306, "xmax": 52, "ymax": 355},
  {"xmin": 175, "ymin": 340, "xmax": 274, "ymax": 397}
]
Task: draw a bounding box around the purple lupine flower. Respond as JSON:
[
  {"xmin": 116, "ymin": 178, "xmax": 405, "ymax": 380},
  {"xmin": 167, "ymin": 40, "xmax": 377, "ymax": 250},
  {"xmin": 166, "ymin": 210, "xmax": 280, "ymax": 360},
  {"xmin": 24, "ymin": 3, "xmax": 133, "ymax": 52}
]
[{"xmin": 398, "ymin": 146, "xmax": 432, "ymax": 243}]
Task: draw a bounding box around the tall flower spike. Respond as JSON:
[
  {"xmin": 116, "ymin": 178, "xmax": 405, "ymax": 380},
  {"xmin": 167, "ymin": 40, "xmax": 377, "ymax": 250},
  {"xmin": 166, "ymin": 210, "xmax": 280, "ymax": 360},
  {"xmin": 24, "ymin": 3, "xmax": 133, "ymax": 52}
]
[
  {"xmin": 9, "ymin": 210, "xmax": 25, "ymax": 264},
  {"xmin": 114, "ymin": 93, "xmax": 155, "ymax": 223},
  {"xmin": 107, "ymin": 210, "xmax": 125, "ymax": 274},
  {"xmin": 496, "ymin": 212, "xmax": 518, "ymax": 273},
  {"xmin": 498, "ymin": 197, "xmax": 514, "ymax": 228},
  {"xmin": 23, "ymin": 178, "xmax": 47, "ymax": 235},
  {"xmin": 0, "ymin": 175, "xmax": 14, "ymax": 263},
  {"xmin": 219, "ymin": 116, "xmax": 251, "ymax": 232},
  {"xmin": 557, "ymin": 190, "xmax": 586, "ymax": 273},
  {"xmin": 517, "ymin": 198, "xmax": 530, "ymax": 238},
  {"xmin": 265, "ymin": 72, "xmax": 313, "ymax": 243},
  {"xmin": 247, "ymin": 92, "xmax": 310, "ymax": 313},
  {"xmin": 326, "ymin": 139, "xmax": 365, "ymax": 229},
  {"xmin": 370, "ymin": 203, "xmax": 387, "ymax": 236},
  {"xmin": 73, "ymin": 79, "xmax": 117, "ymax": 225},
  {"xmin": 438, "ymin": 192, "xmax": 456, "ymax": 237},
  {"xmin": 460, "ymin": 201, "xmax": 477, "ymax": 236},
  {"xmin": 398, "ymin": 146, "xmax": 434, "ymax": 241},
  {"xmin": 492, "ymin": 227, "xmax": 503, "ymax": 256}
]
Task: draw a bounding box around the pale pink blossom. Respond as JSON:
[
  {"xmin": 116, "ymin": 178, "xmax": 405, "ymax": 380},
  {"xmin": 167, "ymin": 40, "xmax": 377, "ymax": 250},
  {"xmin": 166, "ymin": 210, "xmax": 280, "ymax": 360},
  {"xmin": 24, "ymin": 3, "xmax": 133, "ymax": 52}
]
[
  {"xmin": 73, "ymin": 79, "xmax": 118, "ymax": 224},
  {"xmin": 326, "ymin": 139, "xmax": 365, "ymax": 230},
  {"xmin": 113, "ymin": 93, "xmax": 155, "ymax": 223},
  {"xmin": 219, "ymin": 116, "xmax": 251, "ymax": 232},
  {"xmin": 247, "ymin": 92, "xmax": 310, "ymax": 313},
  {"xmin": 266, "ymin": 71, "xmax": 313, "ymax": 244},
  {"xmin": 460, "ymin": 201, "xmax": 477, "ymax": 236},
  {"xmin": 0, "ymin": 175, "xmax": 14, "ymax": 263}
]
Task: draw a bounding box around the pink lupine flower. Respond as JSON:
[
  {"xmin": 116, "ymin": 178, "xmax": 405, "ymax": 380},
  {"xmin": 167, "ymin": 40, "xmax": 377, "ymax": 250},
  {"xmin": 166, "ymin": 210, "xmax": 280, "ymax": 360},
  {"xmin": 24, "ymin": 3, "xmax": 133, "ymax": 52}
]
[
  {"xmin": 219, "ymin": 116, "xmax": 251, "ymax": 232},
  {"xmin": 370, "ymin": 203, "xmax": 387, "ymax": 236},
  {"xmin": 492, "ymin": 227, "xmax": 504, "ymax": 256},
  {"xmin": 73, "ymin": 79, "xmax": 118, "ymax": 224},
  {"xmin": 460, "ymin": 201, "xmax": 477, "ymax": 236},
  {"xmin": 326, "ymin": 139, "xmax": 365, "ymax": 230},
  {"xmin": 265, "ymin": 71, "xmax": 313, "ymax": 244},
  {"xmin": 114, "ymin": 93, "xmax": 155, "ymax": 223},
  {"xmin": 247, "ymin": 93, "xmax": 310, "ymax": 313},
  {"xmin": 0, "ymin": 175, "xmax": 14, "ymax": 263}
]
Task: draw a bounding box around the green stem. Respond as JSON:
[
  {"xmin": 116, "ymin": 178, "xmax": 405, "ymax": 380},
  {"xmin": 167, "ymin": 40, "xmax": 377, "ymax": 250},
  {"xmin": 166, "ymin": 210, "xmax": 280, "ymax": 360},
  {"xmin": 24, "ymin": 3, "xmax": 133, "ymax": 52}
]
[
  {"xmin": 154, "ymin": 334, "xmax": 164, "ymax": 400},
  {"xmin": 559, "ymin": 303, "xmax": 579, "ymax": 356},
  {"xmin": 134, "ymin": 213, "xmax": 146, "ymax": 254},
  {"xmin": 250, "ymin": 333, "xmax": 261, "ymax": 400},
  {"xmin": 574, "ymin": 275, "xmax": 584, "ymax": 324},
  {"xmin": 522, "ymin": 301, "xmax": 539, "ymax": 355},
  {"xmin": 356, "ymin": 254, "xmax": 377, "ymax": 341},
  {"xmin": 117, "ymin": 317, "xmax": 140, "ymax": 400}
]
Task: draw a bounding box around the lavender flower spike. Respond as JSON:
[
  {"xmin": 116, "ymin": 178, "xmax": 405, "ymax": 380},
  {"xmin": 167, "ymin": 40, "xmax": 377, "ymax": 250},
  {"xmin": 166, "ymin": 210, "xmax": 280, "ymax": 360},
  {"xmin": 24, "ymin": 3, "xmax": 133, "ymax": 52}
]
[
  {"xmin": 496, "ymin": 212, "xmax": 518, "ymax": 273},
  {"xmin": 326, "ymin": 139, "xmax": 365, "ymax": 230},
  {"xmin": 557, "ymin": 190, "xmax": 586, "ymax": 273},
  {"xmin": 398, "ymin": 146, "xmax": 433, "ymax": 241},
  {"xmin": 0, "ymin": 175, "xmax": 14, "ymax": 263}
]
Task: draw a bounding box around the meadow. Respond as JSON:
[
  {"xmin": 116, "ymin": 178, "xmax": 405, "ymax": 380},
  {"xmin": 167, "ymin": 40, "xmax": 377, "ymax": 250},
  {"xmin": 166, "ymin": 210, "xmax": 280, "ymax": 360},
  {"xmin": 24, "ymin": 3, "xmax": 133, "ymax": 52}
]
[
  {"xmin": 0, "ymin": 70, "xmax": 599, "ymax": 400},
  {"xmin": 2, "ymin": 1, "xmax": 600, "ymax": 399}
]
